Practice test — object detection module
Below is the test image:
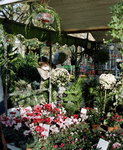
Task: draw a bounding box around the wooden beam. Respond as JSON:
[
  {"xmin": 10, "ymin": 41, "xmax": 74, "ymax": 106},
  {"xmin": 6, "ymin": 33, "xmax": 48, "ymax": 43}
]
[
  {"xmin": 64, "ymin": 27, "xmax": 110, "ymax": 34},
  {"xmin": 0, "ymin": 0, "xmax": 38, "ymax": 6}
]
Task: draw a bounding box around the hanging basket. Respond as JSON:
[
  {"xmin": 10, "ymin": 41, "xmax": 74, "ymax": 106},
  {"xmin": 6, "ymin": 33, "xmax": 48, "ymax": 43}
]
[{"xmin": 36, "ymin": 12, "xmax": 54, "ymax": 24}]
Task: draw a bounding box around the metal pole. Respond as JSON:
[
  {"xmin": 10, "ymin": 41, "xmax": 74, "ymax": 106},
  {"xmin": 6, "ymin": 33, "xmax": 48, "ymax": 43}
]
[
  {"xmin": 48, "ymin": 41, "xmax": 52, "ymax": 104},
  {"xmin": 4, "ymin": 39, "xmax": 8, "ymax": 115},
  {"xmin": 75, "ymin": 44, "xmax": 78, "ymax": 80}
]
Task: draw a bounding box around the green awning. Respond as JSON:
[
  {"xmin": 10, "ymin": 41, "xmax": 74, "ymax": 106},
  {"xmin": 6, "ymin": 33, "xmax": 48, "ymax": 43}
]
[{"xmin": 0, "ymin": 18, "xmax": 96, "ymax": 49}]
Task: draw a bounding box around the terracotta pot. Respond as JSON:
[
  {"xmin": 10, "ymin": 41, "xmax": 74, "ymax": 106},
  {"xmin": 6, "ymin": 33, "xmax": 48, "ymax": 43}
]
[
  {"xmin": 113, "ymin": 126, "xmax": 118, "ymax": 130},
  {"xmin": 91, "ymin": 124, "xmax": 100, "ymax": 130},
  {"xmin": 107, "ymin": 126, "xmax": 114, "ymax": 132}
]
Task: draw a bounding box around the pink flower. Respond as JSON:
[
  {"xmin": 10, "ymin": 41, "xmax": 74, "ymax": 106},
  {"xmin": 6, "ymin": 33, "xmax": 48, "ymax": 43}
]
[
  {"xmin": 42, "ymin": 147, "xmax": 44, "ymax": 149},
  {"xmin": 68, "ymin": 136, "xmax": 71, "ymax": 139},
  {"xmin": 112, "ymin": 142, "xmax": 121, "ymax": 148},
  {"xmin": 59, "ymin": 143, "xmax": 64, "ymax": 148},
  {"xmin": 53, "ymin": 145, "xmax": 57, "ymax": 148}
]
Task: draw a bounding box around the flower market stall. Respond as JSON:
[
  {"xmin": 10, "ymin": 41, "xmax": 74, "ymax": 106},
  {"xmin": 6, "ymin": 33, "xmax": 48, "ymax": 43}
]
[{"xmin": 1, "ymin": 1, "xmax": 123, "ymax": 150}]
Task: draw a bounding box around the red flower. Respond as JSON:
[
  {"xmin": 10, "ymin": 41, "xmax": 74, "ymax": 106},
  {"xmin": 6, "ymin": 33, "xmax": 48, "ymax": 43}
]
[
  {"xmin": 111, "ymin": 145, "xmax": 114, "ymax": 149},
  {"xmin": 10, "ymin": 112, "xmax": 16, "ymax": 114},
  {"xmin": 58, "ymin": 104, "xmax": 61, "ymax": 107},
  {"xmin": 59, "ymin": 143, "xmax": 64, "ymax": 148},
  {"xmin": 101, "ymin": 117, "xmax": 104, "ymax": 120}
]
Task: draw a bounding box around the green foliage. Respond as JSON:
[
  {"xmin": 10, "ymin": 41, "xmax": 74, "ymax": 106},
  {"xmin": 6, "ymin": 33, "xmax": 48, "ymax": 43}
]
[
  {"xmin": 104, "ymin": 0, "xmax": 123, "ymax": 74},
  {"xmin": 95, "ymin": 50, "xmax": 109, "ymax": 64},
  {"xmin": 104, "ymin": 0, "xmax": 123, "ymax": 43},
  {"xmin": 45, "ymin": 123, "xmax": 94, "ymax": 150},
  {"xmin": 86, "ymin": 108, "xmax": 102, "ymax": 125},
  {"xmin": 22, "ymin": 38, "xmax": 43, "ymax": 50},
  {"xmin": 13, "ymin": 52, "xmax": 40, "ymax": 83},
  {"xmin": 81, "ymin": 77, "xmax": 99, "ymax": 108},
  {"xmin": 62, "ymin": 78, "xmax": 84, "ymax": 116}
]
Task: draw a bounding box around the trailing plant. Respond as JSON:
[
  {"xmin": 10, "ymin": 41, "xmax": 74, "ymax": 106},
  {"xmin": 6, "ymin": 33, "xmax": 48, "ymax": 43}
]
[{"xmin": 25, "ymin": 1, "xmax": 61, "ymax": 35}]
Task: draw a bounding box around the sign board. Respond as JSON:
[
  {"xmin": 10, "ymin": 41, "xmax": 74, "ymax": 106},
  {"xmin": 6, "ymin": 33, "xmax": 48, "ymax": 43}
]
[
  {"xmin": 96, "ymin": 138, "xmax": 109, "ymax": 150},
  {"xmin": 0, "ymin": 0, "xmax": 38, "ymax": 6}
]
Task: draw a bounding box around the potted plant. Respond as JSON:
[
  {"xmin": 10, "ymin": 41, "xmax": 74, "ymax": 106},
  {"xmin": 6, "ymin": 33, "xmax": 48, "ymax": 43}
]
[
  {"xmin": 25, "ymin": 1, "xmax": 61, "ymax": 34},
  {"xmin": 86, "ymin": 107, "xmax": 101, "ymax": 129},
  {"xmin": 103, "ymin": 112, "xmax": 116, "ymax": 131},
  {"xmin": 113, "ymin": 113, "xmax": 123, "ymax": 130}
]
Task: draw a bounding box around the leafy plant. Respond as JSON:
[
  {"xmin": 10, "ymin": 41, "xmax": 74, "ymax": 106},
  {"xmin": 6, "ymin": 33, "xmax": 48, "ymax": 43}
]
[
  {"xmin": 81, "ymin": 77, "xmax": 99, "ymax": 108},
  {"xmin": 62, "ymin": 78, "xmax": 84, "ymax": 116},
  {"xmin": 95, "ymin": 50, "xmax": 109, "ymax": 64},
  {"xmin": 103, "ymin": 112, "xmax": 116, "ymax": 127},
  {"xmin": 86, "ymin": 107, "xmax": 102, "ymax": 125}
]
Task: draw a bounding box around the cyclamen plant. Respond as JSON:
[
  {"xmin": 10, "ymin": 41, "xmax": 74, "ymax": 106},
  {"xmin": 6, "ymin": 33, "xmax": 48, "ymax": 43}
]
[
  {"xmin": 2, "ymin": 104, "xmax": 87, "ymax": 149},
  {"xmin": 50, "ymin": 68, "xmax": 70, "ymax": 87}
]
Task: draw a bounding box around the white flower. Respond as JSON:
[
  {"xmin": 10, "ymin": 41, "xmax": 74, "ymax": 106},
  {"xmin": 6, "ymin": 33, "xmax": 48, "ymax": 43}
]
[
  {"xmin": 51, "ymin": 68, "xmax": 69, "ymax": 87},
  {"xmin": 23, "ymin": 130, "xmax": 31, "ymax": 136},
  {"xmin": 14, "ymin": 123, "xmax": 22, "ymax": 130},
  {"xmin": 99, "ymin": 73, "xmax": 116, "ymax": 89}
]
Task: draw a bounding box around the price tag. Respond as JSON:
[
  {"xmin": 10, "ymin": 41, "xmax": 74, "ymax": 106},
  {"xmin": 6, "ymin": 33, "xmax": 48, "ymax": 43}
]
[
  {"xmin": 96, "ymin": 138, "xmax": 109, "ymax": 150},
  {"xmin": 81, "ymin": 108, "xmax": 87, "ymax": 114}
]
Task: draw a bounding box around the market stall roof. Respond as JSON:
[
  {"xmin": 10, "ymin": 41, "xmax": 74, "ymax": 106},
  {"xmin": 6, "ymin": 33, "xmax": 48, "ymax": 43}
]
[
  {"xmin": 0, "ymin": 0, "xmax": 119, "ymax": 43},
  {"xmin": 0, "ymin": 18, "xmax": 95, "ymax": 49}
]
